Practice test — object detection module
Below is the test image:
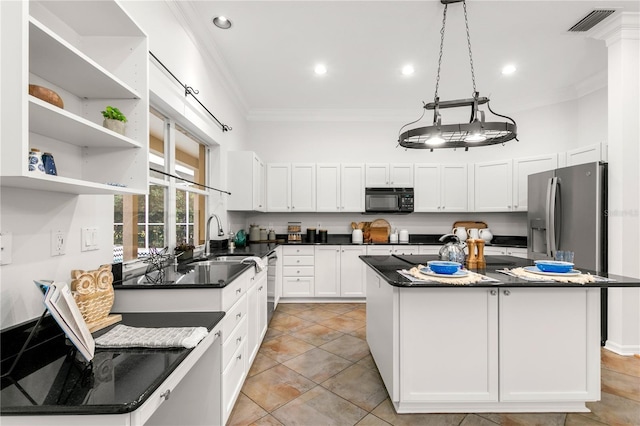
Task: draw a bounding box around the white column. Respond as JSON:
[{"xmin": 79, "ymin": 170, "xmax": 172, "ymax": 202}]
[{"xmin": 591, "ymin": 13, "xmax": 640, "ymax": 355}]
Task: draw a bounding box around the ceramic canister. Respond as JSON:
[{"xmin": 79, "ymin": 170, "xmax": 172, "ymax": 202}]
[{"xmin": 28, "ymin": 148, "xmax": 45, "ymax": 174}]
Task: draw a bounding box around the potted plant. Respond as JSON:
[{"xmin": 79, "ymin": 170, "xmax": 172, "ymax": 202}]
[
  {"xmin": 101, "ymin": 106, "xmax": 127, "ymax": 135},
  {"xmin": 174, "ymin": 242, "xmax": 195, "ymax": 261}
]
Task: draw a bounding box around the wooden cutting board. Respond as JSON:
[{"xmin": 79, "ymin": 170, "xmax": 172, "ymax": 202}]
[{"xmin": 452, "ymin": 221, "xmax": 488, "ymax": 230}]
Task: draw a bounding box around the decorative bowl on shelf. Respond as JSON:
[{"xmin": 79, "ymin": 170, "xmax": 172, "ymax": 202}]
[
  {"xmin": 427, "ymin": 260, "xmax": 461, "ymax": 275},
  {"xmin": 28, "ymin": 84, "xmax": 64, "ymax": 108},
  {"xmin": 534, "ymin": 260, "xmax": 574, "ymax": 273}
]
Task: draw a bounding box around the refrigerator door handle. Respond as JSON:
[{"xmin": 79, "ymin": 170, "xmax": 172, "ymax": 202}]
[{"xmin": 548, "ymin": 176, "xmax": 559, "ymax": 256}]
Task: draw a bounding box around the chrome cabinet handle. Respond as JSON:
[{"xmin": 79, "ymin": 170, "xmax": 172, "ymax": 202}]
[
  {"xmin": 236, "ymin": 288, "xmax": 242, "ymax": 294},
  {"xmin": 259, "ymin": 286, "xmax": 263, "ymax": 290},
  {"xmin": 236, "ymin": 312, "xmax": 242, "ymax": 319},
  {"xmin": 504, "ymin": 290, "xmax": 511, "ymax": 296},
  {"xmin": 237, "ymin": 354, "xmax": 242, "ymax": 361},
  {"xmin": 236, "ymin": 336, "xmax": 242, "ymax": 343},
  {"xmin": 490, "ymin": 290, "xmax": 497, "ymax": 295},
  {"xmin": 161, "ymin": 389, "xmax": 171, "ymax": 400}
]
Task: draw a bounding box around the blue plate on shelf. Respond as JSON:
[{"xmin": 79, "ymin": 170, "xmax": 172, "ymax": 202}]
[
  {"xmin": 524, "ymin": 266, "xmax": 581, "ymax": 277},
  {"xmin": 420, "ymin": 267, "xmax": 469, "ymax": 278}
]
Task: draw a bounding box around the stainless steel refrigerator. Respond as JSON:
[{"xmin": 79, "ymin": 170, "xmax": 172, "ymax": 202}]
[{"xmin": 527, "ymin": 161, "xmax": 608, "ymax": 343}]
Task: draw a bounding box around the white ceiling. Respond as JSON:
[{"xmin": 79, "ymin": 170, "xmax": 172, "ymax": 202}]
[{"xmin": 175, "ymin": 1, "xmax": 639, "ymax": 121}]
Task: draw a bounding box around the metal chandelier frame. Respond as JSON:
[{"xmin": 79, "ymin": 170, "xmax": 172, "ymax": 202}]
[{"xmin": 398, "ymin": 0, "xmax": 517, "ymax": 150}]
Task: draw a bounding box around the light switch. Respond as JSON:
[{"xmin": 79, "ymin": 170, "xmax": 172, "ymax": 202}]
[
  {"xmin": 0, "ymin": 231, "xmax": 13, "ymax": 265},
  {"xmin": 81, "ymin": 227, "xmax": 99, "ymax": 252}
]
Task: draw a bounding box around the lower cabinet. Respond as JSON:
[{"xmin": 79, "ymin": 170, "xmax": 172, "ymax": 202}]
[
  {"xmin": 282, "ymin": 246, "xmax": 315, "ymax": 297},
  {"xmin": 313, "ymin": 245, "xmax": 367, "ymax": 298},
  {"xmin": 484, "ymin": 246, "xmax": 527, "ymax": 258},
  {"xmin": 367, "ymin": 267, "xmax": 601, "ymax": 413}
]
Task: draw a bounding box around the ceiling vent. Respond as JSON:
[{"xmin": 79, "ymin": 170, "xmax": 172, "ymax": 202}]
[{"xmin": 568, "ymin": 9, "xmax": 616, "ymax": 32}]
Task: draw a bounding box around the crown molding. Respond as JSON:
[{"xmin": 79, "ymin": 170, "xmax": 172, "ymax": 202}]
[{"xmin": 589, "ymin": 11, "xmax": 640, "ymax": 45}]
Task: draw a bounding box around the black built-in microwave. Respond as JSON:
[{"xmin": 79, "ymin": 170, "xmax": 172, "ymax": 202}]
[{"xmin": 365, "ymin": 188, "xmax": 414, "ymax": 213}]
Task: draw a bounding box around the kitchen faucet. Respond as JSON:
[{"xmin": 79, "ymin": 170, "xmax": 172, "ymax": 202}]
[{"xmin": 205, "ymin": 213, "xmax": 225, "ymax": 256}]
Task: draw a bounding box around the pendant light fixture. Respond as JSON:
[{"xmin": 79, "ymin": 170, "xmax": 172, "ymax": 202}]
[{"xmin": 398, "ymin": 0, "xmax": 517, "ymax": 150}]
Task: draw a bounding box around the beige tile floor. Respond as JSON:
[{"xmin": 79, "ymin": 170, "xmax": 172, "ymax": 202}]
[{"xmin": 228, "ymin": 303, "xmax": 640, "ymax": 426}]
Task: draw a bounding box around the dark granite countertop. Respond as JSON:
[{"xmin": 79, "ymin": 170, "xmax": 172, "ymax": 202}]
[
  {"xmin": 114, "ymin": 243, "xmax": 278, "ymax": 290},
  {"xmin": 1, "ymin": 311, "xmax": 224, "ymax": 416},
  {"xmin": 360, "ymin": 254, "xmax": 640, "ymax": 288},
  {"xmin": 281, "ymin": 233, "xmax": 527, "ymax": 248}
]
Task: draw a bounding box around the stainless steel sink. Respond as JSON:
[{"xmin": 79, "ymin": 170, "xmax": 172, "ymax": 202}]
[{"xmin": 190, "ymin": 253, "xmax": 255, "ymax": 264}]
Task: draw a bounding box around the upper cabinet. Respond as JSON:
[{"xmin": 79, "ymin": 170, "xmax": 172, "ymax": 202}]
[
  {"xmin": 267, "ymin": 163, "xmax": 315, "ymax": 212},
  {"xmin": 512, "ymin": 154, "xmax": 558, "ymax": 212},
  {"xmin": 228, "ymin": 151, "xmax": 266, "ymax": 212},
  {"xmin": 316, "ymin": 163, "xmax": 365, "ymax": 212},
  {"xmin": 0, "ymin": 1, "xmax": 149, "ymax": 195},
  {"xmin": 565, "ymin": 143, "xmax": 606, "ymax": 167},
  {"xmin": 365, "ymin": 163, "xmax": 414, "ymax": 187},
  {"xmin": 414, "ymin": 164, "xmax": 469, "ymax": 212},
  {"xmin": 473, "ymin": 160, "xmax": 513, "ymax": 212}
]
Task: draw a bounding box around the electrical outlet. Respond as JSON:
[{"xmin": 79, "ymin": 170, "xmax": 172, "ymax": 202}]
[
  {"xmin": 317, "ymin": 222, "xmax": 322, "ymax": 229},
  {"xmin": 51, "ymin": 230, "xmax": 66, "ymax": 256}
]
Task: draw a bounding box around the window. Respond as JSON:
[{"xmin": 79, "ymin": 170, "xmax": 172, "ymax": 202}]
[{"xmin": 114, "ymin": 108, "xmax": 208, "ymax": 263}]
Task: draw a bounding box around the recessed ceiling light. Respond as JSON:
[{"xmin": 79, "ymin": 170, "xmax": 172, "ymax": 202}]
[
  {"xmin": 502, "ymin": 64, "xmax": 516, "ymax": 75},
  {"xmin": 314, "ymin": 64, "xmax": 327, "ymax": 75},
  {"xmin": 213, "ymin": 16, "xmax": 232, "ymax": 30},
  {"xmin": 402, "ymin": 65, "xmax": 415, "ymax": 76}
]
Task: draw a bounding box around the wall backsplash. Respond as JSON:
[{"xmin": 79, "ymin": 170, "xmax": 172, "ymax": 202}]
[{"xmin": 236, "ymin": 211, "xmax": 527, "ymax": 238}]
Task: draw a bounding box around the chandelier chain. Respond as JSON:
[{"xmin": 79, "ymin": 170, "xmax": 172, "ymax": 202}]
[
  {"xmin": 462, "ymin": 0, "xmax": 477, "ymax": 94},
  {"xmin": 434, "ymin": 4, "xmax": 448, "ymax": 100}
]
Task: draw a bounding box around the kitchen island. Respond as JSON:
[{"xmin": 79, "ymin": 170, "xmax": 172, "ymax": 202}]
[{"xmin": 362, "ymin": 254, "xmax": 640, "ymax": 414}]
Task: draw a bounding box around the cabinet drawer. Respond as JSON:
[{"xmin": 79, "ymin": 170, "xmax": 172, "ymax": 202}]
[
  {"xmin": 223, "ymin": 316, "xmax": 247, "ymax": 369},
  {"xmin": 283, "ymin": 246, "xmax": 314, "ymax": 256},
  {"xmin": 283, "ymin": 266, "xmax": 314, "ymax": 277},
  {"xmin": 222, "ymin": 270, "xmax": 249, "ymax": 312},
  {"xmin": 223, "ymin": 341, "xmax": 246, "ymax": 422},
  {"xmin": 223, "ymin": 294, "xmax": 247, "ymax": 343},
  {"xmin": 283, "ymin": 255, "xmax": 314, "ymax": 266},
  {"xmin": 282, "ymin": 276, "xmax": 314, "ymax": 297}
]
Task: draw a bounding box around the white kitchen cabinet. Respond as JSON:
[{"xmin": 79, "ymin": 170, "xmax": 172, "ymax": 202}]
[
  {"xmin": 473, "ymin": 160, "xmax": 513, "ymax": 211},
  {"xmin": 499, "ymin": 288, "xmax": 600, "ymax": 402},
  {"xmin": 400, "ymin": 288, "xmax": 499, "ymax": 403},
  {"xmin": 0, "ymin": 1, "xmax": 148, "ymax": 195},
  {"xmin": 366, "ymin": 163, "xmax": 414, "ymax": 187},
  {"xmin": 266, "ymin": 163, "xmax": 291, "ymax": 212},
  {"xmin": 483, "ymin": 246, "xmax": 527, "ymax": 258},
  {"xmin": 316, "ymin": 163, "xmax": 365, "ymax": 212},
  {"xmin": 314, "ymin": 245, "xmax": 341, "ymax": 296},
  {"xmin": 228, "ymin": 151, "xmax": 266, "ymax": 212},
  {"xmin": 316, "ymin": 163, "xmax": 341, "ymax": 212},
  {"xmin": 246, "ymin": 266, "xmax": 268, "ymax": 364},
  {"xmin": 565, "ymin": 143, "xmax": 605, "ymax": 166},
  {"xmin": 414, "ymin": 163, "xmax": 468, "ymax": 212},
  {"xmin": 418, "ymin": 246, "xmax": 440, "ymax": 255},
  {"xmin": 340, "ymin": 246, "xmax": 367, "ymax": 297},
  {"xmin": 512, "ymin": 154, "xmax": 558, "ymax": 211},
  {"xmin": 291, "ymin": 163, "xmax": 316, "ymax": 211},
  {"xmin": 267, "ymin": 163, "xmax": 315, "ymax": 212},
  {"xmin": 342, "ymin": 164, "xmax": 366, "ymax": 212},
  {"xmin": 282, "ymin": 246, "xmax": 315, "ymax": 297},
  {"xmin": 367, "ymin": 245, "xmax": 419, "ymax": 255}
]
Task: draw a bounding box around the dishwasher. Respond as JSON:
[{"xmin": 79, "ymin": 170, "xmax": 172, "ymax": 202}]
[{"xmin": 266, "ymin": 252, "xmax": 278, "ymax": 323}]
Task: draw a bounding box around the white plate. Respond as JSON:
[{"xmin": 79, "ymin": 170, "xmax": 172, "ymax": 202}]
[
  {"xmin": 524, "ymin": 266, "xmax": 582, "ymax": 277},
  {"xmin": 420, "ymin": 267, "xmax": 469, "ymax": 278}
]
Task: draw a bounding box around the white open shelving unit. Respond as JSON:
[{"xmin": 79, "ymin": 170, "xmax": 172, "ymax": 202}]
[{"xmin": 1, "ymin": 0, "xmax": 149, "ymax": 195}]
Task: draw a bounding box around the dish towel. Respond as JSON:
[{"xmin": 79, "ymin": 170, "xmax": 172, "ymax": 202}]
[
  {"xmin": 242, "ymin": 256, "xmax": 266, "ymax": 272},
  {"xmin": 508, "ymin": 267, "xmax": 596, "ymax": 284},
  {"xmin": 95, "ymin": 324, "xmax": 208, "ymax": 349},
  {"xmin": 403, "ymin": 265, "xmax": 493, "ymax": 285}
]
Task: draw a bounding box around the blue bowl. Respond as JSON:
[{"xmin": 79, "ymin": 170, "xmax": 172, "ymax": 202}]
[
  {"xmin": 427, "ymin": 261, "xmax": 461, "ymax": 275},
  {"xmin": 534, "ymin": 260, "xmax": 574, "ymax": 273}
]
